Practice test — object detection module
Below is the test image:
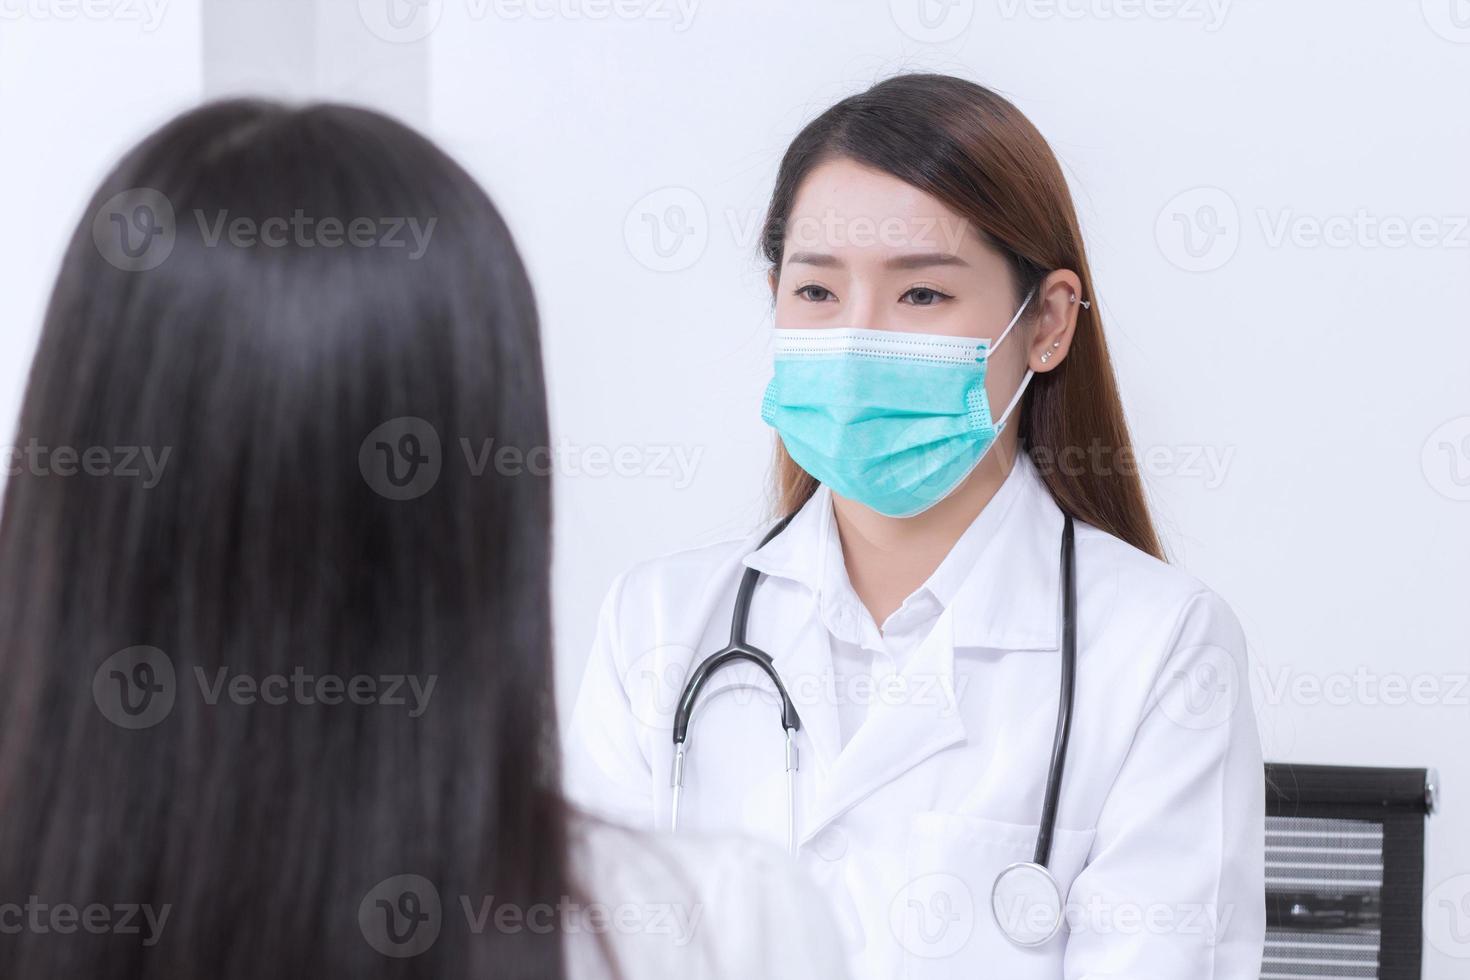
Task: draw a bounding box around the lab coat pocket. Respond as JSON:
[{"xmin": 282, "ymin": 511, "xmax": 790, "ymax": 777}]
[{"xmin": 892, "ymin": 812, "xmax": 1095, "ymax": 980}]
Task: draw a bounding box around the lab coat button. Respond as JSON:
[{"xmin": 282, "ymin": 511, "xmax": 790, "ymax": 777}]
[{"xmin": 813, "ymin": 827, "xmax": 848, "ymax": 861}]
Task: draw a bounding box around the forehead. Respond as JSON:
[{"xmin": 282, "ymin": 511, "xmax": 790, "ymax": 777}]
[{"xmin": 783, "ymin": 157, "xmax": 978, "ymax": 255}]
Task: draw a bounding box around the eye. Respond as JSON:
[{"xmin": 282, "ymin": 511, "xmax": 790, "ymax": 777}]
[
  {"xmin": 900, "ymin": 286, "xmax": 953, "ymax": 307},
  {"xmin": 795, "ymin": 284, "xmax": 836, "ymax": 303}
]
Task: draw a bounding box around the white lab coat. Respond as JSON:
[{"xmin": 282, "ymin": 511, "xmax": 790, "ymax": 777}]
[
  {"xmin": 565, "ymin": 455, "xmax": 1265, "ymax": 980},
  {"xmin": 566, "ymin": 812, "xmax": 849, "ymax": 979}
]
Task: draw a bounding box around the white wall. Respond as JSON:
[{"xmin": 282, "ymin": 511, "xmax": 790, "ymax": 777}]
[
  {"xmin": 2, "ymin": 3, "xmax": 1467, "ymax": 975},
  {"xmin": 0, "ymin": 1, "xmax": 202, "ymax": 442}
]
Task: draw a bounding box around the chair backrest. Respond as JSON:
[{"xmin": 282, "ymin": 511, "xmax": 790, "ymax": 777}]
[{"xmin": 1263, "ymin": 763, "xmax": 1436, "ymax": 980}]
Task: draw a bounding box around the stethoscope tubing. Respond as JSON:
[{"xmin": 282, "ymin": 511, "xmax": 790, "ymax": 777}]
[
  {"xmin": 671, "ymin": 506, "xmax": 1079, "ymax": 944},
  {"xmin": 1033, "ymin": 513, "xmax": 1077, "ymax": 867}
]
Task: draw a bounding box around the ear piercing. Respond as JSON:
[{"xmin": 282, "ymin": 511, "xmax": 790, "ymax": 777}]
[{"xmin": 1042, "ymin": 293, "xmax": 1086, "ymax": 366}]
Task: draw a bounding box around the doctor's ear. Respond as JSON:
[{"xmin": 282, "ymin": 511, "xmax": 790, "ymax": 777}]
[
  {"xmin": 768, "ymin": 267, "xmax": 780, "ymax": 297},
  {"xmin": 1029, "ymin": 272, "xmax": 1087, "ymax": 373}
]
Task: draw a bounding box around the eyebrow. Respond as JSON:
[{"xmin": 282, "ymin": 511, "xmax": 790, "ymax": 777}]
[
  {"xmin": 783, "ymin": 251, "xmax": 970, "ymax": 270},
  {"xmin": 784, "ymin": 251, "xmax": 842, "ymax": 268},
  {"xmin": 884, "ymin": 252, "xmax": 970, "ymax": 271}
]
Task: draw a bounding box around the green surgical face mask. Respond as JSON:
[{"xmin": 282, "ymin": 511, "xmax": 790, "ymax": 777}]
[{"xmin": 761, "ymin": 288, "xmax": 1035, "ymax": 518}]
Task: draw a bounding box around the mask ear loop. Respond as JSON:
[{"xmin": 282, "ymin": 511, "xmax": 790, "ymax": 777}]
[
  {"xmin": 987, "ymin": 286, "xmax": 1040, "ymax": 432},
  {"xmin": 989, "ymin": 286, "xmax": 1037, "ymax": 356}
]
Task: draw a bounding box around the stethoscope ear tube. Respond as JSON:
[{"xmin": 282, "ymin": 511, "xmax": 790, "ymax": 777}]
[
  {"xmin": 670, "ymin": 512, "xmax": 804, "ymax": 849},
  {"xmin": 671, "ymin": 644, "xmax": 800, "ymax": 744},
  {"xmin": 670, "ymin": 511, "xmax": 802, "ymax": 744}
]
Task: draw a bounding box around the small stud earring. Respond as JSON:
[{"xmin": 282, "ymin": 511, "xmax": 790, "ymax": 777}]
[
  {"xmin": 1069, "ymin": 292, "xmax": 1092, "ymax": 310},
  {"xmin": 1050, "ymin": 340, "xmax": 1061, "ymax": 349},
  {"xmin": 1040, "ymin": 351, "xmax": 1053, "ymax": 364}
]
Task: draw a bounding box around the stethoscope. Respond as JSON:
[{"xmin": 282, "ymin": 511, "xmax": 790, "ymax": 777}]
[{"xmin": 670, "ymin": 508, "xmax": 1079, "ymax": 948}]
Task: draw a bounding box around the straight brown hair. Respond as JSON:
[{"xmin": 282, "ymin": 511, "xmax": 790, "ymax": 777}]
[{"xmin": 761, "ymin": 73, "xmax": 1163, "ymax": 560}]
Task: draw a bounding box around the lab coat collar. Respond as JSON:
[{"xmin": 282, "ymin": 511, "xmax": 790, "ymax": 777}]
[
  {"xmin": 742, "ymin": 451, "xmax": 1064, "ymax": 652},
  {"xmin": 946, "ymin": 452, "xmax": 1064, "ymax": 651}
]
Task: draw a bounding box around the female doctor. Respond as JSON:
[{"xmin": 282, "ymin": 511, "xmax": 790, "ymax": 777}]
[{"xmin": 566, "ymin": 73, "xmax": 1264, "ymax": 980}]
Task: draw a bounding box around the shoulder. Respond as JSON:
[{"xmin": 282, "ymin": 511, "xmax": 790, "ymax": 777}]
[
  {"xmin": 593, "ymin": 526, "xmax": 770, "ymax": 643},
  {"xmin": 568, "ymin": 813, "xmax": 848, "ymax": 979},
  {"xmin": 1071, "ymin": 519, "xmax": 1247, "ymax": 685},
  {"xmin": 1075, "ymin": 519, "xmax": 1239, "ymax": 619},
  {"xmin": 1072, "ymin": 518, "xmax": 1210, "ymax": 604},
  {"xmin": 611, "ymin": 529, "xmax": 763, "ymax": 597}
]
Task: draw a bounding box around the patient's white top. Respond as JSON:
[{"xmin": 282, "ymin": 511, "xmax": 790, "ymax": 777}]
[{"xmin": 567, "ymin": 812, "xmax": 848, "ymax": 979}]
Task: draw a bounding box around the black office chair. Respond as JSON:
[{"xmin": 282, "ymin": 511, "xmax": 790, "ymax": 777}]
[{"xmin": 1262, "ymin": 763, "xmax": 1438, "ymax": 980}]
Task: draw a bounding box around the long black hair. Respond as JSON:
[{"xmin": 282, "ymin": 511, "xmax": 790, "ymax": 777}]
[{"xmin": 0, "ymin": 100, "xmax": 569, "ymax": 978}]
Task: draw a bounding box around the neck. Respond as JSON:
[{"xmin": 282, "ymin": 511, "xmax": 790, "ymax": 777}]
[{"xmin": 832, "ymin": 444, "xmax": 1020, "ymax": 627}]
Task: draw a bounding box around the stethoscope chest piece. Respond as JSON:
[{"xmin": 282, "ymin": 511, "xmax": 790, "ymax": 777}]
[{"xmin": 991, "ymin": 861, "xmax": 1065, "ymax": 947}]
